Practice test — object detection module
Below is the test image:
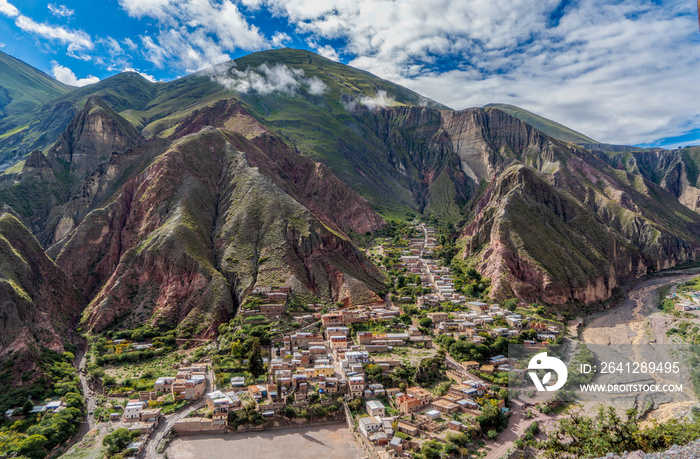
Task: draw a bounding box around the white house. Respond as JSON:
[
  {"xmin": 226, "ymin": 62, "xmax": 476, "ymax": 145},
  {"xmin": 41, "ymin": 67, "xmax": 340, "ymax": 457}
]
[{"xmin": 366, "ymin": 400, "xmax": 385, "ymax": 417}]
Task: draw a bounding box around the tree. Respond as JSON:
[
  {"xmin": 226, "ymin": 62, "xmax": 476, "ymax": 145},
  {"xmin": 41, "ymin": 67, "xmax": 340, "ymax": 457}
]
[
  {"xmin": 503, "ymin": 298, "xmax": 518, "ymax": 312},
  {"xmin": 17, "ymin": 434, "xmax": 48, "ymax": 459},
  {"xmin": 419, "ymin": 317, "xmax": 433, "ymax": 328},
  {"xmin": 247, "ymin": 338, "xmax": 265, "ymax": 378},
  {"xmin": 102, "ymin": 428, "xmax": 133, "ymax": 455},
  {"xmin": 22, "ymin": 399, "xmax": 33, "ymax": 415}
]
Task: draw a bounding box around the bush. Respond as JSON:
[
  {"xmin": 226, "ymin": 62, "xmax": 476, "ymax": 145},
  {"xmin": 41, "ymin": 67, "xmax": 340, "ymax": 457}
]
[{"xmin": 487, "ymin": 429, "xmax": 498, "ymax": 440}]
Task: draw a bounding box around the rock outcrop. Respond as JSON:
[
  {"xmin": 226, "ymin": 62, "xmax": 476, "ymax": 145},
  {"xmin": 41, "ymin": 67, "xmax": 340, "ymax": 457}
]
[
  {"xmin": 0, "ymin": 213, "xmax": 82, "ymax": 356},
  {"xmin": 54, "ymin": 128, "xmax": 385, "ymax": 337},
  {"xmin": 47, "ymin": 95, "xmax": 143, "ymax": 177}
]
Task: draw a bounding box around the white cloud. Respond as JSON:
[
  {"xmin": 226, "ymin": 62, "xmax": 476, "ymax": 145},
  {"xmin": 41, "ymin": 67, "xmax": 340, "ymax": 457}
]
[
  {"xmin": 48, "ymin": 4, "xmax": 74, "ymax": 18},
  {"xmin": 118, "ymin": 0, "xmax": 267, "ymax": 72},
  {"xmin": 122, "ymin": 67, "xmax": 158, "ymax": 82},
  {"xmin": 14, "ymin": 15, "xmax": 93, "ymax": 51},
  {"xmin": 51, "ymin": 62, "xmax": 100, "ymax": 86},
  {"xmin": 213, "ymin": 63, "xmax": 326, "ymax": 96},
  {"xmin": 122, "ymin": 37, "xmax": 138, "ymax": 51},
  {"xmin": 263, "ymin": 0, "xmax": 700, "ymax": 145},
  {"xmin": 308, "ymin": 42, "xmax": 339, "ymax": 61},
  {"xmin": 270, "ymin": 31, "xmax": 290, "ymax": 48},
  {"xmin": 0, "ymin": 0, "xmax": 19, "ymax": 18},
  {"xmin": 343, "ymin": 90, "xmax": 396, "ymax": 112},
  {"xmin": 0, "ymin": 42, "xmax": 5, "ymax": 48}
]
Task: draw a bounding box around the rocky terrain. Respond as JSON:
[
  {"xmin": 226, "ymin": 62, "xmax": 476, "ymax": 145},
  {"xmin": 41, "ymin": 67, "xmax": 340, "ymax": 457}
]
[
  {"xmin": 597, "ymin": 440, "xmax": 700, "ymax": 459},
  {"xmin": 1, "ymin": 47, "xmax": 700, "ymax": 360}
]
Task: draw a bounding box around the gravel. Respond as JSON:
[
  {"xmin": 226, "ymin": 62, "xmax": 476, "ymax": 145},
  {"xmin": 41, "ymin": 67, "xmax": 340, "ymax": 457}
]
[{"xmin": 596, "ymin": 440, "xmax": 700, "ymax": 459}]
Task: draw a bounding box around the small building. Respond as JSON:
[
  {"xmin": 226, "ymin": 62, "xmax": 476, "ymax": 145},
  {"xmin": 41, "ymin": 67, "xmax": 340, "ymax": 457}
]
[
  {"xmin": 123, "ymin": 400, "xmax": 144, "ymax": 422},
  {"xmin": 358, "ymin": 416, "xmax": 382, "ymax": 439},
  {"xmin": 366, "ymin": 400, "xmax": 385, "ymax": 417},
  {"xmin": 425, "ymin": 409, "xmax": 441, "ymax": 420}
]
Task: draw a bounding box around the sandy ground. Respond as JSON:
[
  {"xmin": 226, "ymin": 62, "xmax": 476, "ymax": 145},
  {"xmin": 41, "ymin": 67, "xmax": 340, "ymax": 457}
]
[
  {"xmin": 484, "ymin": 400, "xmax": 567, "ymax": 459},
  {"xmin": 166, "ymin": 424, "xmax": 362, "ymax": 459},
  {"xmin": 582, "ymin": 273, "xmax": 699, "ymax": 345},
  {"xmin": 580, "ymin": 270, "xmax": 700, "ymax": 421}
]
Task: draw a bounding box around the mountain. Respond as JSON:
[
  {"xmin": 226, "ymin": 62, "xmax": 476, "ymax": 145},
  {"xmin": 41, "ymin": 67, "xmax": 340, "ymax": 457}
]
[
  {"xmin": 53, "ymin": 127, "xmax": 385, "ymax": 337},
  {"xmin": 0, "ymin": 46, "xmax": 700, "ymax": 343},
  {"xmin": 0, "ymin": 212, "xmax": 82, "ymax": 360},
  {"xmin": 0, "ymin": 51, "xmax": 71, "ymax": 118},
  {"xmin": 485, "ymin": 103, "xmax": 648, "ymax": 153},
  {"xmin": 484, "ymin": 103, "xmax": 598, "ymax": 145}
]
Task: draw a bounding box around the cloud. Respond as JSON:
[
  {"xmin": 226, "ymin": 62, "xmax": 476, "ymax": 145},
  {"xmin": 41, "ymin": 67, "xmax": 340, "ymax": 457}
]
[
  {"xmin": 122, "ymin": 67, "xmax": 158, "ymax": 82},
  {"xmin": 51, "ymin": 62, "xmax": 100, "ymax": 86},
  {"xmin": 270, "ymin": 31, "xmax": 290, "ymax": 48},
  {"xmin": 14, "ymin": 15, "xmax": 93, "ymax": 51},
  {"xmin": 122, "ymin": 37, "xmax": 138, "ymax": 51},
  {"xmin": 0, "ymin": 0, "xmax": 18, "ymax": 18},
  {"xmin": 264, "ymin": 0, "xmax": 700, "ymax": 145},
  {"xmin": 308, "ymin": 42, "xmax": 339, "ymax": 62},
  {"xmin": 343, "ymin": 90, "xmax": 396, "ymax": 112},
  {"xmin": 48, "ymin": 4, "xmax": 74, "ymax": 18},
  {"xmin": 118, "ymin": 0, "xmax": 267, "ymax": 72},
  {"xmin": 213, "ymin": 63, "xmax": 326, "ymax": 96},
  {"xmin": 0, "ymin": 42, "xmax": 5, "ymax": 48}
]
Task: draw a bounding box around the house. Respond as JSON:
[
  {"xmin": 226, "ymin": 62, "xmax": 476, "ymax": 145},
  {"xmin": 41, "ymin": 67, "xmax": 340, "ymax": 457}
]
[
  {"xmin": 154, "ymin": 377, "xmax": 176, "ymax": 392},
  {"xmin": 206, "ymin": 391, "xmax": 233, "ymax": 412},
  {"xmin": 171, "ymin": 375, "xmax": 206, "ymax": 400},
  {"xmin": 432, "ymin": 398, "xmax": 459, "ymax": 414},
  {"xmin": 448, "ymin": 420, "xmax": 465, "ymax": 431},
  {"xmin": 348, "ymin": 375, "xmax": 365, "ymax": 398},
  {"xmin": 123, "ymin": 400, "xmax": 144, "ymax": 421},
  {"xmin": 313, "ymin": 365, "xmax": 335, "ymax": 378},
  {"xmin": 396, "ymin": 387, "xmax": 432, "ymax": 413},
  {"xmin": 248, "ymin": 385, "xmax": 268, "ymax": 401},
  {"xmin": 397, "ymin": 420, "xmax": 420, "ymax": 436},
  {"xmin": 389, "ymin": 436, "xmax": 404, "ymax": 453},
  {"xmin": 366, "ymin": 400, "xmax": 385, "ymax": 417},
  {"xmin": 358, "ymin": 416, "xmax": 382, "ymax": 439},
  {"xmin": 140, "ymin": 408, "xmax": 161, "ymax": 423},
  {"xmin": 425, "ymin": 409, "xmax": 442, "ymax": 420},
  {"xmin": 466, "ymin": 301, "xmax": 489, "ymax": 313},
  {"xmin": 231, "ymin": 376, "xmax": 246, "ymax": 387},
  {"xmin": 427, "ymin": 312, "xmax": 448, "ymax": 323}
]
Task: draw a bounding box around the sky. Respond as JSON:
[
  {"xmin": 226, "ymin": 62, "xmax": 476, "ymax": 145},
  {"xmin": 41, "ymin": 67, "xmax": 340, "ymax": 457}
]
[{"xmin": 0, "ymin": 0, "xmax": 699, "ymax": 148}]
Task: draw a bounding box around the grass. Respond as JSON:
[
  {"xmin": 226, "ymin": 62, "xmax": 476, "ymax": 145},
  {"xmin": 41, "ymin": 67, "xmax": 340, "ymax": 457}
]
[{"xmin": 484, "ymin": 103, "xmax": 597, "ymax": 144}]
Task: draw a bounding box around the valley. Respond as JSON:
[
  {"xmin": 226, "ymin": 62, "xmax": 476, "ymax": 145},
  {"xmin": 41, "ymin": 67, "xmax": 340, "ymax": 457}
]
[{"xmin": 2, "ymin": 47, "xmax": 700, "ymax": 459}]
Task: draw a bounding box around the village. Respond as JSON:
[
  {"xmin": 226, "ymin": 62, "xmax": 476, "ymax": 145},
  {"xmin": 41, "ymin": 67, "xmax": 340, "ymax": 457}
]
[
  {"xmin": 153, "ymin": 221, "xmax": 565, "ymax": 457},
  {"xmin": 14, "ymin": 221, "xmax": 565, "ymax": 459}
]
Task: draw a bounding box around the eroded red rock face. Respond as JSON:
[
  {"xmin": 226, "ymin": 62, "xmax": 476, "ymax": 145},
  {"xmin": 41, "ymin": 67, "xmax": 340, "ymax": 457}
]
[
  {"xmin": 0, "ymin": 214, "xmax": 82, "ymax": 358},
  {"xmin": 174, "ymin": 98, "xmax": 385, "ymax": 235},
  {"xmin": 55, "ymin": 127, "xmax": 385, "ymax": 338}
]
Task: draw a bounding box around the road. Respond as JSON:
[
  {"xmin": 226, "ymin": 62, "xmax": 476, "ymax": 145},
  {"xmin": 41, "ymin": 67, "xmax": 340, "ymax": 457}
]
[
  {"xmin": 76, "ymin": 345, "xmax": 97, "ymax": 436},
  {"xmin": 141, "ymin": 363, "xmax": 213, "ymax": 458},
  {"xmin": 484, "ymin": 400, "xmax": 566, "ymax": 459},
  {"xmin": 142, "ymin": 397, "xmax": 206, "ymax": 458}
]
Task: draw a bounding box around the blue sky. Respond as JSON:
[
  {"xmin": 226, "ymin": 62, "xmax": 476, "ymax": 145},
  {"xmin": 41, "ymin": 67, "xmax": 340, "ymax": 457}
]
[{"xmin": 1, "ymin": 0, "xmax": 699, "ymax": 148}]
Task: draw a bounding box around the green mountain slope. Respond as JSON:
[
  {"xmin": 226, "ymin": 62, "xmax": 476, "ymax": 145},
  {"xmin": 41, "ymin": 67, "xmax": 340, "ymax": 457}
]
[
  {"xmin": 484, "ymin": 103, "xmax": 598, "ymax": 144},
  {"xmin": 0, "ymin": 51, "xmax": 71, "ymax": 118}
]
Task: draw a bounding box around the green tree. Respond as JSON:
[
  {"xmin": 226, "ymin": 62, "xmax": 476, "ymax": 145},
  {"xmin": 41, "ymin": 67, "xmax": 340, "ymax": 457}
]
[
  {"xmin": 102, "ymin": 428, "xmax": 133, "ymax": 455},
  {"xmin": 247, "ymin": 338, "xmax": 265, "ymax": 378},
  {"xmin": 17, "ymin": 434, "xmax": 48, "ymax": 459}
]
